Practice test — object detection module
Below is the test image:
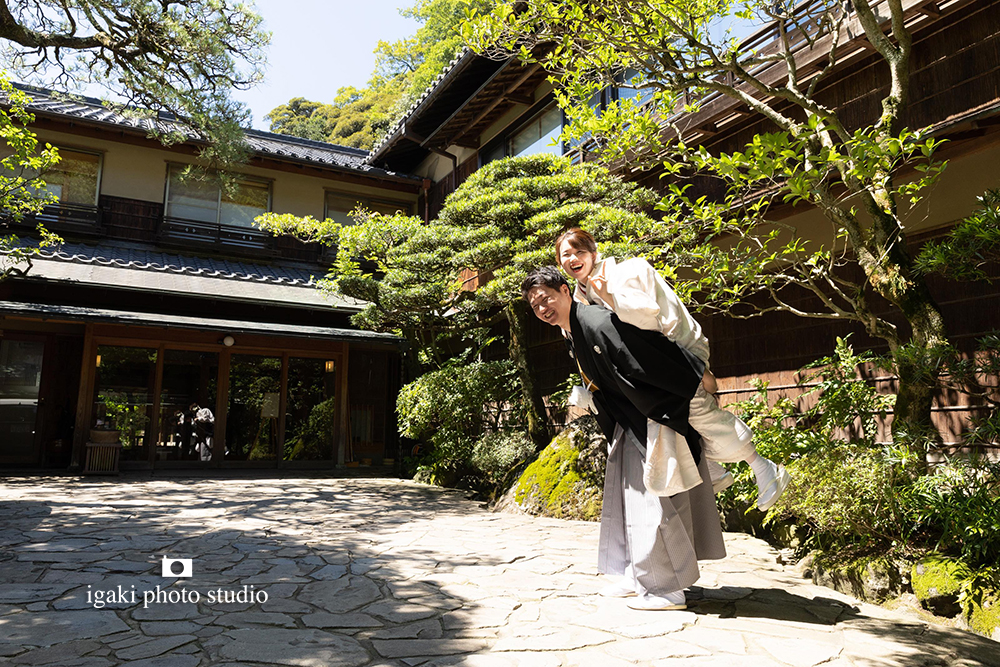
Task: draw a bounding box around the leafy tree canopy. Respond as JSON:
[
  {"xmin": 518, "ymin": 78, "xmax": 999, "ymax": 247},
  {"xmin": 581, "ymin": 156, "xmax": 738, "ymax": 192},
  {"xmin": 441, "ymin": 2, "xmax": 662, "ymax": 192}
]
[
  {"xmin": 1, "ymin": 0, "xmax": 270, "ymax": 166},
  {"xmin": 257, "ymin": 154, "xmax": 658, "ymax": 448},
  {"xmin": 1, "ymin": 71, "xmax": 62, "ymax": 278},
  {"xmin": 464, "ymin": 0, "xmax": 967, "ymax": 454},
  {"xmin": 267, "ymin": 0, "xmax": 492, "ymax": 148}
]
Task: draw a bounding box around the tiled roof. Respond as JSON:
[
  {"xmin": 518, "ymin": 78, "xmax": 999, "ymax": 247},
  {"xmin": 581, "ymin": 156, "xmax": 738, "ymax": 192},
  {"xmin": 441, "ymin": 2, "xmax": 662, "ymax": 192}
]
[
  {"xmin": 6, "ymin": 239, "xmax": 365, "ymax": 311},
  {"xmin": 7, "ymin": 84, "xmax": 418, "ymax": 181},
  {"xmin": 0, "ymin": 301, "xmax": 401, "ymax": 344},
  {"xmin": 33, "ymin": 240, "xmax": 318, "ymax": 286},
  {"xmin": 368, "ymin": 48, "xmax": 474, "ymax": 159}
]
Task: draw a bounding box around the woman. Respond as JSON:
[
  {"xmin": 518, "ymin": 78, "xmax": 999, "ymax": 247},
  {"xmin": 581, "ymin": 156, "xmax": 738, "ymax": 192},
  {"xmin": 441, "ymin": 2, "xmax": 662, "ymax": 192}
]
[{"xmin": 556, "ymin": 228, "xmax": 790, "ymax": 510}]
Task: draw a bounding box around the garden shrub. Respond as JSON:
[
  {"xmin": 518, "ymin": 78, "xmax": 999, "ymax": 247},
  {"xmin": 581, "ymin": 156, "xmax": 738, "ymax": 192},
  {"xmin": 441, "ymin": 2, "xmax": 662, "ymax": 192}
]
[
  {"xmin": 715, "ymin": 336, "xmax": 1000, "ymax": 633},
  {"xmin": 471, "ymin": 430, "xmax": 536, "ymax": 492},
  {"xmin": 398, "ymin": 359, "xmax": 526, "ymax": 488}
]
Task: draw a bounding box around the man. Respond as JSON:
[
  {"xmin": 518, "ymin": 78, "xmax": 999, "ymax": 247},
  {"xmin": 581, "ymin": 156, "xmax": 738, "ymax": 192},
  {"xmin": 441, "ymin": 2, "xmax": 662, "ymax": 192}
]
[
  {"xmin": 522, "ymin": 266, "xmax": 726, "ymax": 610},
  {"xmin": 190, "ymin": 402, "xmax": 215, "ymax": 462}
]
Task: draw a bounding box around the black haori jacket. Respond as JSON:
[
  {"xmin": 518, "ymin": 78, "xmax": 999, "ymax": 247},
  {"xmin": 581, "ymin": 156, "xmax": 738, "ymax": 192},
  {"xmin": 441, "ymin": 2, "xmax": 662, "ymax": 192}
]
[{"xmin": 567, "ymin": 300, "xmax": 706, "ymax": 463}]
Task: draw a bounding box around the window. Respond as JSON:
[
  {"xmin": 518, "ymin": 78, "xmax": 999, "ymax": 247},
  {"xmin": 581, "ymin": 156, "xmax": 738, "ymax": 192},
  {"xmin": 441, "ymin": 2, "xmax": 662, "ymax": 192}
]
[
  {"xmin": 324, "ymin": 191, "xmax": 411, "ymax": 226},
  {"xmin": 164, "ymin": 165, "xmax": 270, "ymax": 227},
  {"xmin": 43, "ymin": 148, "xmax": 102, "ymax": 205},
  {"xmin": 614, "ymin": 68, "xmax": 657, "ymax": 108},
  {"xmin": 508, "ymin": 104, "xmax": 563, "ymax": 157},
  {"xmin": 480, "ymin": 99, "xmax": 565, "ymax": 166},
  {"xmin": 0, "ymin": 146, "xmax": 102, "ymax": 206}
]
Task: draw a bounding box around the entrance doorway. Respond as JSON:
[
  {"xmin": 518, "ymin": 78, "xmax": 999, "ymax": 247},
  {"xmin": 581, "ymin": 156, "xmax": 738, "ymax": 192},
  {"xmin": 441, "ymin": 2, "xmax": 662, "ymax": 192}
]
[{"xmin": 0, "ymin": 339, "xmax": 45, "ymax": 465}]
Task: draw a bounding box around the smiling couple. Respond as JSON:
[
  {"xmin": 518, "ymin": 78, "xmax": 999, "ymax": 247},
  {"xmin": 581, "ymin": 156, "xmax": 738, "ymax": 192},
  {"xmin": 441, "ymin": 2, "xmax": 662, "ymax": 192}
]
[{"xmin": 521, "ymin": 228, "xmax": 791, "ymax": 611}]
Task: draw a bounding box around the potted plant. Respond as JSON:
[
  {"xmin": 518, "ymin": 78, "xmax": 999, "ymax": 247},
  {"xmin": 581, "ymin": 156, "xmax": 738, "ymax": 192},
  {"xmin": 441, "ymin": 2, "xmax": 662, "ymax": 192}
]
[{"xmin": 92, "ymin": 392, "xmax": 149, "ymax": 447}]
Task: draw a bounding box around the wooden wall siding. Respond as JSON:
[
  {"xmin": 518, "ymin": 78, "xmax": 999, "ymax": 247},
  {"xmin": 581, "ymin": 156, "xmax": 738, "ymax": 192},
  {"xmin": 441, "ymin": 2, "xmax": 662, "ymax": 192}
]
[
  {"xmin": 427, "ymin": 154, "xmax": 479, "ymax": 220},
  {"xmin": 709, "ymin": 246, "xmax": 1000, "ymax": 446},
  {"xmin": 100, "ymin": 195, "xmax": 161, "ymax": 242},
  {"xmin": 650, "ymin": 1, "xmax": 1000, "ymax": 202}
]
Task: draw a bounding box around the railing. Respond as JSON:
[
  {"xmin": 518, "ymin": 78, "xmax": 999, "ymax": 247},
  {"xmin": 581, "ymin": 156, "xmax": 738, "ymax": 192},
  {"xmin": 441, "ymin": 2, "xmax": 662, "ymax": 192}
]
[
  {"xmin": 3, "ymin": 202, "xmax": 104, "ymax": 237},
  {"xmin": 157, "ymin": 216, "xmax": 272, "ymax": 256}
]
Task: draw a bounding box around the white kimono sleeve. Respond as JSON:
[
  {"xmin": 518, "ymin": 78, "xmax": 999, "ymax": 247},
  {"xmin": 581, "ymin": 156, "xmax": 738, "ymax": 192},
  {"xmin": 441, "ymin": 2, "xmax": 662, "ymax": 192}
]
[
  {"xmin": 606, "ymin": 258, "xmax": 711, "ymax": 364},
  {"xmin": 644, "ymin": 421, "xmax": 703, "ymax": 497}
]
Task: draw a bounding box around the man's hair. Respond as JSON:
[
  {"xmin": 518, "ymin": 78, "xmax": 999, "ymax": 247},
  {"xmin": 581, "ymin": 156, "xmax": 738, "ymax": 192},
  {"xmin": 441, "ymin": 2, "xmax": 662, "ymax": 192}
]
[
  {"xmin": 554, "ymin": 227, "xmax": 597, "ymax": 260},
  {"xmin": 521, "ymin": 266, "xmax": 569, "ymax": 301}
]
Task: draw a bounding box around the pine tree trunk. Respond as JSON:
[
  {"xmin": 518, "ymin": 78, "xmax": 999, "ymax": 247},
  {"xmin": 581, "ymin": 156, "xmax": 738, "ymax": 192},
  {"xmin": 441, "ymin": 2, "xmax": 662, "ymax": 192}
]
[
  {"xmin": 859, "ymin": 229, "xmax": 949, "ymax": 469},
  {"xmin": 506, "ymin": 301, "xmax": 551, "ymax": 451}
]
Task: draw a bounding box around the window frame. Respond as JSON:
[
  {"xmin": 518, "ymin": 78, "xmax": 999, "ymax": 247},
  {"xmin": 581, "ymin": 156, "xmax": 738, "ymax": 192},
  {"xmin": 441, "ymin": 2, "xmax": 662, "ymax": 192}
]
[
  {"xmin": 322, "ymin": 188, "xmax": 414, "ymax": 226},
  {"xmin": 163, "ymin": 163, "xmax": 273, "ymax": 228},
  {"xmin": 1, "ymin": 144, "xmax": 104, "ymax": 207},
  {"xmin": 479, "ymin": 94, "xmax": 566, "ymax": 167}
]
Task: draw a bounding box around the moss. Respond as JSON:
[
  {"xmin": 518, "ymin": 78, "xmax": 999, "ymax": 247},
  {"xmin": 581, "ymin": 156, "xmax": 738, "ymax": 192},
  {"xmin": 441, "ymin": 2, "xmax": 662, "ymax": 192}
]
[
  {"xmin": 967, "ymin": 591, "xmax": 1000, "ymax": 638},
  {"xmin": 513, "ymin": 427, "xmax": 603, "ymax": 521},
  {"xmin": 911, "ymin": 556, "xmax": 970, "ymax": 601}
]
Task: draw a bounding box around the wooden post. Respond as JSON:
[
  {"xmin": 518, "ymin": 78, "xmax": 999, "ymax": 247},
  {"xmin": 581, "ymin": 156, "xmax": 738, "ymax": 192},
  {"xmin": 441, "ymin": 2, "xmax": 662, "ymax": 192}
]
[
  {"xmin": 148, "ymin": 344, "xmax": 165, "ymax": 466},
  {"xmin": 70, "ymin": 325, "xmax": 96, "ymax": 472},
  {"xmin": 277, "ymin": 352, "xmax": 289, "ymax": 466},
  {"xmin": 337, "ymin": 349, "xmax": 350, "ymax": 465},
  {"xmin": 214, "ymin": 350, "xmax": 231, "ymax": 467}
]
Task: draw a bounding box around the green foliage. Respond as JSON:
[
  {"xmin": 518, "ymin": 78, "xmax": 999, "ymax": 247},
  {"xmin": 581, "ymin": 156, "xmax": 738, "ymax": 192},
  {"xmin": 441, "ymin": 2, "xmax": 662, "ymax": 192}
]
[
  {"xmin": 399, "ymin": 359, "xmax": 524, "ymax": 483},
  {"xmin": 2, "ymin": 0, "xmax": 269, "ymax": 168},
  {"xmin": 798, "ymin": 336, "xmax": 896, "ymax": 447},
  {"xmin": 267, "ymin": 0, "xmax": 493, "ymax": 147},
  {"xmin": 902, "ymin": 457, "xmax": 1000, "ymax": 570},
  {"xmin": 467, "ymin": 0, "xmax": 958, "ymax": 448},
  {"xmin": 98, "ymin": 391, "xmax": 150, "ymax": 448},
  {"xmin": 715, "ymin": 338, "xmax": 1000, "ymax": 611},
  {"xmin": 916, "ymin": 189, "xmax": 1000, "ymax": 282},
  {"xmin": 265, "ymin": 86, "xmax": 401, "ymax": 150},
  {"xmin": 1, "ymin": 71, "xmax": 63, "ymax": 278},
  {"xmin": 324, "ymin": 155, "xmax": 657, "ymax": 338},
  {"xmin": 470, "ymin": 429, "xmax": 536, "ymax": 490},
  {"xmin": 284, "ymin": 398, "xmax": 337, "ymax": 461}
]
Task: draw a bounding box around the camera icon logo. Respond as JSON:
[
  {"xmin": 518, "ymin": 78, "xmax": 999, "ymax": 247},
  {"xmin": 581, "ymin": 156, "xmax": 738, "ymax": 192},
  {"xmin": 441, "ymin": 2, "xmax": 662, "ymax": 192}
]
[{"xmin": 161, "ymin": 557, "xmax": 193, "ymax": 578}]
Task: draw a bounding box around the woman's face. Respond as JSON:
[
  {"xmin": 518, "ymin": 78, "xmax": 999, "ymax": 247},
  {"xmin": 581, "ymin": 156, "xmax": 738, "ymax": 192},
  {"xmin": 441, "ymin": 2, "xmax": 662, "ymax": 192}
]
[{"xmin": 558, "ymin": 240, "xmax": 596, "ymax": 284}]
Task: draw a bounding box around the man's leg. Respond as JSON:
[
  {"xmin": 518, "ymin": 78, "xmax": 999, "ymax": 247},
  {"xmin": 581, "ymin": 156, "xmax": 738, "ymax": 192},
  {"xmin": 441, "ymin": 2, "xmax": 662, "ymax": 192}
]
[{"xmin": 619, "ymin": 433, "xmax": 721, "ymax": 610}]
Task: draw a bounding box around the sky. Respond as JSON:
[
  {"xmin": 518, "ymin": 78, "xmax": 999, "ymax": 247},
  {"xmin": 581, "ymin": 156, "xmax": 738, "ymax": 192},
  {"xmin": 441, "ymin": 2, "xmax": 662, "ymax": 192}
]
[{"xmin": 232, "ymin": 0, "xmax": 421, "ymax": 131}]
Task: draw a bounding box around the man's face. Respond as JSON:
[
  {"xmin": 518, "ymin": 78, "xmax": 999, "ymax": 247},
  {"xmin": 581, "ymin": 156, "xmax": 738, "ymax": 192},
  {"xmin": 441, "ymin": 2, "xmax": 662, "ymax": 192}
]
[{"xmin": 526, "ymin": 284, "xmax": 573, "ymax": 330}]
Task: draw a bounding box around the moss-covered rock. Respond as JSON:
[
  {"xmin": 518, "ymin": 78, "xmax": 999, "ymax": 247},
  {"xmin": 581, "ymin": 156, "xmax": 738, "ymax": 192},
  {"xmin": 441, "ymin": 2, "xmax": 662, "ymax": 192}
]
[
  {"xmin": 967, "ymin": 590, "xmax": 1000, "ymax": 640},
  {"xmin": 912, "ymin": 556, "xmax": 970, "ymax": 617},
  {"xmin": 496, "ymin": 416, "xmax": 606, "ymax": 521},
  {"xmin": 810, "ymin": 555, "xmax": 906, "ymax": 603}
]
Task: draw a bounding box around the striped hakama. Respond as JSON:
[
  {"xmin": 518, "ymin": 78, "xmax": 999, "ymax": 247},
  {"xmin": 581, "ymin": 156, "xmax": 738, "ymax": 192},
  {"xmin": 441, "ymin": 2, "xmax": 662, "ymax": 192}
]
[{"xmin": 598, "ymin": 425, "xmax": 727, "ymax": 596}]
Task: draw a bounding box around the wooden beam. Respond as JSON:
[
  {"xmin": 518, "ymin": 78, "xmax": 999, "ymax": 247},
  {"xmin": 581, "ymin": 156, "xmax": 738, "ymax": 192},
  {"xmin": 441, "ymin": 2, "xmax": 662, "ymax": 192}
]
[
  {"xmin": 504, "ymin": 93, "xmax": 535, "ymax": 106},
  {"xmin": 451, "ymin": 63, "xmax": 543, "ymax": 144},
  {"xmin": 696, "ymin": 122, "xmax": 720, "ymax": 136},
  {"xmin": 214, "ymin": 349, "xmax": 230, "ymax": 467},
  {"xmin": 148, "ymin": 344, "xmax": 165, "ymax": 467},
  {"xmin": 277, "ymin": 352, "xmax": 289, "ymax": 467},
  {"xmin": 337, "ymin": 350, "xmax": 350, "ymax": 465},
  {"xmin": 918, "ymin": 2, "xmax": 943, "ymax": 17},
  {"xmin": 450, "ymin": 137, "xmax": 480, "ymax": 149},
  {"xmin": 70, "ymin": 324, "xmax": 96, "ymax": 471}
]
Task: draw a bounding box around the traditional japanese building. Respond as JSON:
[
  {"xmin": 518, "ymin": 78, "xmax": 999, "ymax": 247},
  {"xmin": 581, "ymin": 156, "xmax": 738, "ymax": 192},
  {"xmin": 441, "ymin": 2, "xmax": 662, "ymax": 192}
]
[
  {"xmin": 367, "ymin": 0, "xmax": 1000, "ymax": 447},
  {"xmin": 1, "ymin": 86, "xmax": 423, "ymax": 471}
]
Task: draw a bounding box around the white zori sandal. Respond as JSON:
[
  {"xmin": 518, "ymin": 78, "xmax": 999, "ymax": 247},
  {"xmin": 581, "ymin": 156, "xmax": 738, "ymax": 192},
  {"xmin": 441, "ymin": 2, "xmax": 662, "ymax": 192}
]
[{"xmin": 626, "ymin": 590, "xmax": 687, "ymax": 611}]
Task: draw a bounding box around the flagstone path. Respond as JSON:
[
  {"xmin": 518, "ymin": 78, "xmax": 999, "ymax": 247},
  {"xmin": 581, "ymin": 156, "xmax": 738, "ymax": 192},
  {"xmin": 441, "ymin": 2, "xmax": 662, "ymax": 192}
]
[{"xmin": 0, "ymin": 474, "xmax": 997, "ymax": 667}]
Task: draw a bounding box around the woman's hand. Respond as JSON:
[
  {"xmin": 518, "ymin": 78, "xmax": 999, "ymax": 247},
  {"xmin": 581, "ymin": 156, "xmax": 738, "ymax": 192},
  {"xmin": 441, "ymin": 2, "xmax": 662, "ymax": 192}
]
[
  {"xmin": 590, "ymin": 275, "xmax": 612, "ymax": 306},
  {"xmin": 701, "ymin": 370, "xmax": 718, "ymax": 395}
]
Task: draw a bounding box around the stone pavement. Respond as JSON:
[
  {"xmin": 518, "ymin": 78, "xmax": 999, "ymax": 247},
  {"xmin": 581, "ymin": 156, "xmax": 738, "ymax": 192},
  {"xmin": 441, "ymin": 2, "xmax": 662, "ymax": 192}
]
[{"xmin": 0, "ymin": 474, "xmax": 997, "ymax": 667}]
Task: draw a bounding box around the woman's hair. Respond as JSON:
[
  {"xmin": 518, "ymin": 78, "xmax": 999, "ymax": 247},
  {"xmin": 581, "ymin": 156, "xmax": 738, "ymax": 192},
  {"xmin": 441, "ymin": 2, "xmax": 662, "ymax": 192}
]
[{"xmin": 554, "ymin": 227, "xmax": 597, "ymax": 261}]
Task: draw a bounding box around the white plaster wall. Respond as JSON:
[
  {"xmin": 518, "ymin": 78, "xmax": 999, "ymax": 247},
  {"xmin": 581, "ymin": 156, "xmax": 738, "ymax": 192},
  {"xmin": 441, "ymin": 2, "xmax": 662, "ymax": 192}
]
[{"xmin": 33, "ymin": 127, "xmax": 418, "ymax": 218}]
